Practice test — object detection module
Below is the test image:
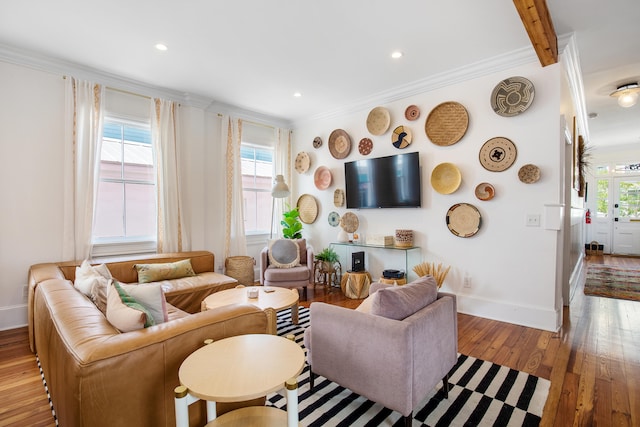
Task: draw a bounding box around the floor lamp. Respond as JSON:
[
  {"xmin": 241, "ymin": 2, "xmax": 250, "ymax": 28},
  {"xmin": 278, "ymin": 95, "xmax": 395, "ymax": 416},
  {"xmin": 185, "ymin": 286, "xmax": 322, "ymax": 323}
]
[{"xmin": 270, "ymin": 174, "xmax": 290, "ymax": 238}]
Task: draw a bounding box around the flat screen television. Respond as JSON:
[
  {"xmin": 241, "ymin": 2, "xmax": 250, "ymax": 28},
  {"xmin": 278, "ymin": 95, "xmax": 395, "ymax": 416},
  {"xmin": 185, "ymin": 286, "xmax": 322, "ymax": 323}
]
[{"xmin": 344, "ymin": 152, "xmax": 421, "ymax": 209}]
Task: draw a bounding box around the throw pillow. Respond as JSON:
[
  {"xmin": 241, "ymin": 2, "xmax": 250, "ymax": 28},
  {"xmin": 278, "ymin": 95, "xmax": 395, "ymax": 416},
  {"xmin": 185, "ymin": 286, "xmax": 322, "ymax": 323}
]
[
  {"xmin": 355, "ymin": 282, "xmax": 393, "ymax": 313},
  {"xmin": 120, "ymin": 283, "xmax": 169, "ymax": 324},
  {"xmin": 293, "ymin": 238, "xmax": 307, "ymax": 264},
  {"xmin": 74, "ymin": 260, "xmax": 113, "ymax": 297},
  {"xmin": 268, "ymin": 239, "xmax": 300, "ymax": 268},
  {"xmin": 106, "ymin": 281, "xmax": 155, "ymax": 332},
  {"xmin": 134, "ymin": 259, "xmax": 196, "ymax": 284},
  {"xmin": 370, "ymin": 275, "xmax": 438, "ymax": 320}
]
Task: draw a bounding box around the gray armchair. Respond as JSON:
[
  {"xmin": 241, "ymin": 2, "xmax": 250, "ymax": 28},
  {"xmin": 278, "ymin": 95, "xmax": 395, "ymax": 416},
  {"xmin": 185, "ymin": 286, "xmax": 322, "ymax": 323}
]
[
  {"xmin": 259, "ymin": 239, "xmax": 314, "ymax": 300},
  {"xmin": 303, "ymin": 277, "xmax": 458, "ymax": 426}
]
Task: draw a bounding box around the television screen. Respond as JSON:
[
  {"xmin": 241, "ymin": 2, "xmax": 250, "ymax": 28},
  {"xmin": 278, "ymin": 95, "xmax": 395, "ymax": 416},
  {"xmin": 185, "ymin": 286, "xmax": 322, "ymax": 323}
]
[{"xmin": 344, "ymin": 152, "xmax": 421, "ymax": 209}]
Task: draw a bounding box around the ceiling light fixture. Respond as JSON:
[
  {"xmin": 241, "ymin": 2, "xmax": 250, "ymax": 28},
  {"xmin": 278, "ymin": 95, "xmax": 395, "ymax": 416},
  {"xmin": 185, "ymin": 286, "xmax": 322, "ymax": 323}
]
[
  {"xmin": 610, "ymin": 82, "xmax": 640, "ymax": 108},
  {"xmin": 391, "ymin": 51, "xmax": 403, "ymax": 59},
  {"xmin": 155, "ymin": 43, "xmax": 168, "ymax": 51},
  {"xmin": 293, "ymin": 92, "xmax": 302, "ymax": 98}
]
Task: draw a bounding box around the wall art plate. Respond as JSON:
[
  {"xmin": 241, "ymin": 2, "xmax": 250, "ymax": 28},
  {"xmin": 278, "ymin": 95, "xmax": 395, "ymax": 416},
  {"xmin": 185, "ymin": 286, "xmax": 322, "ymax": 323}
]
[
  {"xmin": 405, "ymin": 105, "xmax": 420, "ymax": 121},
  {"xmin": 328, "ymin": 129, "xmax": 352, "ymax": 159},
  {"xmin": 446, "ymin": 203, "xmax": 481, "ymax": 238},
  {"xmin": 425, "ymin": 101, "xmax": 469, "ymax": 146},
  {"xmin": 334, "ymin": 189, "xmax": 345, "ymax": 207},
  {"xmin": 392, "ymin": 125, "xmax": 412, "ymax": 149},
  {"xmin": 314, "ymin": 166, "xmax": 333, "ymax": 190},
  {"xmin": 475, "ymin": 182, "xmax": 496, "ymax": 201},
  {"xmin": 296, "ymin": 194, "xmax": 318, "ymax": 224},
  {"xmin": 366, "ymin": 106, "xmax": 391, "ymax": 135},
  {"xmin": 358, "ymin": 137, "xmax": 373, "ymax": 155},
  {"xmin": 518, "ymin": 164, "xmax": 541, "ymax": 183},
  {"xmin": 294, "ymin": 151, "xmax": 310, "ymax": 174},
  {"xmin": 479, "ymin": 137, "xmax": 517, "ymax": 172},
  {"xmin": 431, "ymin": 163, "xmax": 462, "ymax": 194},
  {"xmin": 340, "ymin": 212, "xmax": 359, "ymax": 233},
  {"xmin": 313, "ymin": 136, "xmax": 322, "ymax": 148},
  {"xmin": 328, "ymin": 211, "xmax": 340, "ymax": 227},
  {"xmin": 491, "ymin": 76, "xmax": 535, "ymax": 117}
]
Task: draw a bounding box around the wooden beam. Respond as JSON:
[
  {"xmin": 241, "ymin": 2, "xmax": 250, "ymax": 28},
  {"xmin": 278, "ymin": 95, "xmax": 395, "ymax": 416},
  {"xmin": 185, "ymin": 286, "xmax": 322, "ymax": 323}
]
[{"xmin": 513, "ymin": 0, "xmax": 558, "ymax": 66}]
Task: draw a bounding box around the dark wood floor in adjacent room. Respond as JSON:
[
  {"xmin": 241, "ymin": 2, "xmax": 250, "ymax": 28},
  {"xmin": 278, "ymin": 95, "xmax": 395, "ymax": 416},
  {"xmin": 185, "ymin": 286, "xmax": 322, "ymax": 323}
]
[{"xmin": 1, "ymin": 255, "xmax": 638, "ymax": 426}]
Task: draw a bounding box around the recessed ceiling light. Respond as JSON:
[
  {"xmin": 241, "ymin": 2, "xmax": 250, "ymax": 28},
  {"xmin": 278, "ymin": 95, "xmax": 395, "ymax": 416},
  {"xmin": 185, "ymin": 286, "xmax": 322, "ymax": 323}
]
[
  {"xmin": 391, "ymin": 51, "xmax": 403, "ymax": 59},
  {"xmin": 155, "ymin": 43, "xmax": 168, "ymax": 51},
  {"xmin": 293, "ymin": 92, "xmax": 302, "ymax": 98}
]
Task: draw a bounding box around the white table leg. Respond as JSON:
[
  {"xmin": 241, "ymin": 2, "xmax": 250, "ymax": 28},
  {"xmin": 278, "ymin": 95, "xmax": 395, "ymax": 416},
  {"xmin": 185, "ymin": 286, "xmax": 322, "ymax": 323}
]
[
  {"xmin": 206, "ymin": 400, "xmax": 217, "ymax": 422},
  {"xmin": 285, "ymin": 378, "xmax": 298, "ymax": 427}
]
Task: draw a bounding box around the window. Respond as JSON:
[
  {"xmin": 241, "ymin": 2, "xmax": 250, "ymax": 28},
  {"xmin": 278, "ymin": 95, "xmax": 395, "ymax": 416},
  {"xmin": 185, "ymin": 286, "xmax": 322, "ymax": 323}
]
[
  {"xmin": 596, "ymin": 179, "xmax": 609, "ymax": 218},
  {"xmin": 241, "ymin": 144, "xmax": 274, "ymax": 234},
  {"xmin": 92, "ymin": 119, "xmax": 157, "ymax": 250}
]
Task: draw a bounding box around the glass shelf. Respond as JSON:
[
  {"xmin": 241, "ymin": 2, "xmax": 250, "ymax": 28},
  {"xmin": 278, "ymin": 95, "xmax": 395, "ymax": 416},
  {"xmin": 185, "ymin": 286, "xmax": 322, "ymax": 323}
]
[{"xmin": 330, "ymin": 242, "xmax": 421, "ymax": 282}]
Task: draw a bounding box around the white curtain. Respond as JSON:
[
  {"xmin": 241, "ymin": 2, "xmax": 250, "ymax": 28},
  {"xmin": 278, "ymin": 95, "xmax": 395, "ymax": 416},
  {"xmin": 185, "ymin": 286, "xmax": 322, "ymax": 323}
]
[
  {"xmin": 62, "ymin": 78, "xmax": 105, "ymax": 261},
  {"xmin": 271, "ymin": 127, "xmax": 292, "ymax": 237},
  {"xmin": 222, "ymin": 115, "xmax": 247, "ymax": 258},
  {"xmin": 151, "ymin": 98, "xmax": 189, "ymax": 253}
]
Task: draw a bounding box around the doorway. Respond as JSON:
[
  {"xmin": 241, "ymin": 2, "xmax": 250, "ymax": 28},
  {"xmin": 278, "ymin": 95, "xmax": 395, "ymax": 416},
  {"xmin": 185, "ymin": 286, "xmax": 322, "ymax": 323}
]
[{"xmin": 593, "ymin": 176, "xmax": 640, "ymax": 255}]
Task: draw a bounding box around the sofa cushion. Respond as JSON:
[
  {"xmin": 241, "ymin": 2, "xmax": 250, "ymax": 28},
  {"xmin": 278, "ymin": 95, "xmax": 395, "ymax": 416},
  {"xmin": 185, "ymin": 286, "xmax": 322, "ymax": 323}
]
[
  {"xmin": 370, "ymin": 275, "xmax": 438, "ymax": 320},
  {"xmin": 74, "ymin": 260, "xmax": 112, "ymax": 297},
  {"xmin": 264, "ymin": 265, "xmax": 309, "ymax": 281},
  {"xmin": 268, "ymin": 239, "xmax": 300, "ymax": 268},
  {"xmin": 134, "ymin": 259, "xmax": 196, "ymax": 283},
  {"xmin": 293, "ymin": 238, "xmax": 307, "ymax": 264},
  {"xmin": 121, "ymin": 283, "xmax": 169, "ymax": 324},
  {"xmin": 106, "ymin": 281, "xmax": 155, "ymax": 332}
]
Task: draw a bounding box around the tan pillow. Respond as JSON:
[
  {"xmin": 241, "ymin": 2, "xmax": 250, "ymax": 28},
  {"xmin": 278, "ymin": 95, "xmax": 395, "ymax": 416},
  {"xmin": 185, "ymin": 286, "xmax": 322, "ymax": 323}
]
[
  {"xmin": 106, "ymin": 282, "xmax": 154, "ymax": 332},
  {"xmin": 120, "ymin": 283, "xmax": 168, "ymax": 324},
  {"xmin": 134, "ymin": 259, "xmax": 196, "ymax": 283}
]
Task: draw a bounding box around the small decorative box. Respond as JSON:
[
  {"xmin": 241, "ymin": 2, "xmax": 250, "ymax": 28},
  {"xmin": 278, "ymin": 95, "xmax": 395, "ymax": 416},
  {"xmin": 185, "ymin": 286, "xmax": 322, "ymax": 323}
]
[{"xmin": 366, "ymin": 235, "xmax": 394, "ymax": 246}]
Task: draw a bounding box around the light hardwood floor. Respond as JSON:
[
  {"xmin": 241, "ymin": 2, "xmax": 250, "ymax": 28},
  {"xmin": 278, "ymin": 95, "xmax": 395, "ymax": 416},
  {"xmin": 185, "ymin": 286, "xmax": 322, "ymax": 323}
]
[{"xmin": 1, "ymin": 255, "xmax": 638, "ymax": 426}]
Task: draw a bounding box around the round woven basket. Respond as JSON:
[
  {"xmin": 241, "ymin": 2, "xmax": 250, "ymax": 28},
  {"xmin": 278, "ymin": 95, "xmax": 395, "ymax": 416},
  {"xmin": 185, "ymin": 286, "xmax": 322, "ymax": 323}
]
[
  {"xmin": 224, "ymin": 256, "xmax": 255, "ymax": 286},
  {"xmin": 425, "ymin": 101, "xmax": 469, "ymax": 146}
]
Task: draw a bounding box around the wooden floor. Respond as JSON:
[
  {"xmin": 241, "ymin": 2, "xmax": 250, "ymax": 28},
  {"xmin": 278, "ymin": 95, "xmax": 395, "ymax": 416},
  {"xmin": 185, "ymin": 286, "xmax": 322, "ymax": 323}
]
[{"xmin": 1, "ymin": 255, "xmax": 638, "ymax": 426}]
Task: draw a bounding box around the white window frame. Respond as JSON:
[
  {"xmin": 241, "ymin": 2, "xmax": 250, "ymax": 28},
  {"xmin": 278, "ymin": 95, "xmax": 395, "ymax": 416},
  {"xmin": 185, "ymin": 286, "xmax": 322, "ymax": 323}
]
[{"xmin": 241, "ymin": 142, "xmax": 275, "ymax": 237}]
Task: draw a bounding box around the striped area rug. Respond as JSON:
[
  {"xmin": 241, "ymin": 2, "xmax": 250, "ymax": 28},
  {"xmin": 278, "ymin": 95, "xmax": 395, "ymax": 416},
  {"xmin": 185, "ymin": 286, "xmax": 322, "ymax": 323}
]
[{"xmin": 270, "ymin": 307, "xmax": 550, "ymax": 427}]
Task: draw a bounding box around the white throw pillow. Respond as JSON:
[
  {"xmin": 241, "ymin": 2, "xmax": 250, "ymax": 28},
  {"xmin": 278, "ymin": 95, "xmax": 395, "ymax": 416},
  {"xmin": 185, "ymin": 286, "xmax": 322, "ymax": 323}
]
[
  {"xmin": 106, "ymin": 282, "xmax": 150, "ymax": 332},
  {"xmin": 120, "ymin": 283, "xmax": 168, "ymax": 325},
  {"xmin": 74, "ymin": 260, "xmax": 112, "ymax": 297}
]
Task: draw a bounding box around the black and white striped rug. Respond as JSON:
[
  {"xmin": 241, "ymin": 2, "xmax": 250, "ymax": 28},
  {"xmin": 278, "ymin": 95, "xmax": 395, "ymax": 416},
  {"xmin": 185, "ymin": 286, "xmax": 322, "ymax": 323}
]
[{"xmin": 269, "ymin": 307, "xmax": 550, "ymax": 427}]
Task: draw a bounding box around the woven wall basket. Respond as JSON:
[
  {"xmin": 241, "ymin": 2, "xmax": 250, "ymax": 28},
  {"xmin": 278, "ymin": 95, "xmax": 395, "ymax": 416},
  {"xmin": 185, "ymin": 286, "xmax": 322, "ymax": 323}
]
[{"xmin": 224, "ymin": 256, "xmax": 255, "ymax": 286}]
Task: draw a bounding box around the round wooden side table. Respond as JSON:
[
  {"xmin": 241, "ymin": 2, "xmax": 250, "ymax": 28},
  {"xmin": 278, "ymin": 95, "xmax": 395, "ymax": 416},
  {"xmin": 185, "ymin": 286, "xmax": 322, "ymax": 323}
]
[{"xmin": 340, "ymin": 271, "xmax": 372, "ymax": 299}]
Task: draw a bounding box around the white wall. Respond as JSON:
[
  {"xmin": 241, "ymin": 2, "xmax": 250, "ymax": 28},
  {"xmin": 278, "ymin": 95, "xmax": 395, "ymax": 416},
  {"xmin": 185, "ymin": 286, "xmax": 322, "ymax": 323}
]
[
  {"xmin": 293, "ymin": 61, "xmax": 564, "ymax": 331},
  {"xmin": 0, "ymin": 61, "xmax": 230, "ymax": 330}
]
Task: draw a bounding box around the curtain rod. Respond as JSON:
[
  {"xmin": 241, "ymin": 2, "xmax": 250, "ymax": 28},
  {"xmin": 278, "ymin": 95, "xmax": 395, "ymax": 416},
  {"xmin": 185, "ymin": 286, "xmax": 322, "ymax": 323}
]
[{"xmin": 216, "ymin": 113, "xmax": 278, "ymax": 131}]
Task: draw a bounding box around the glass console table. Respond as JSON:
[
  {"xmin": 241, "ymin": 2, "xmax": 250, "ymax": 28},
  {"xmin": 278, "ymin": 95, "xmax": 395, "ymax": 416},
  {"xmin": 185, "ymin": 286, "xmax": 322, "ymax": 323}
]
[{"xmin": 330, "ymin": 242, "xmax": 421, "ymax": 282}]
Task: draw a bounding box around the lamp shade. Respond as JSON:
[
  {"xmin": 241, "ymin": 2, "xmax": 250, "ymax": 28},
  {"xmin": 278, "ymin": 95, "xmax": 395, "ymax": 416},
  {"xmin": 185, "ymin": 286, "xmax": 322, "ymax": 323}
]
[
  {"xmin": 610, "ymin": 83, "xmax": 640, "ymax": 108},
  {"xmin": 271, "ymin": 175, "xmax": 290, "ymax": 198}
]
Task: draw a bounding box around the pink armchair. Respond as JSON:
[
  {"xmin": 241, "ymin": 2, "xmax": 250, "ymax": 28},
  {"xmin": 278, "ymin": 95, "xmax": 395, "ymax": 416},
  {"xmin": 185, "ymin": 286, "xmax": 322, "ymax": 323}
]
[
  {"xmin": 303, "ymin": 277, "xmax": 458, "ymax": 426},
  {"xmin": 259, "ymin": 239, "xmax": 314, "ymax": 300}
]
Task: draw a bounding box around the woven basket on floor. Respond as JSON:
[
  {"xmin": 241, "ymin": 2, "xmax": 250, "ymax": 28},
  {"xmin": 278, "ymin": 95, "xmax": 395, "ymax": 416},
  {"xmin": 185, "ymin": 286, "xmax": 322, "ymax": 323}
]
[{"xmin": 224, "ymin": 256, "xmax": 255, "ymax": 286}]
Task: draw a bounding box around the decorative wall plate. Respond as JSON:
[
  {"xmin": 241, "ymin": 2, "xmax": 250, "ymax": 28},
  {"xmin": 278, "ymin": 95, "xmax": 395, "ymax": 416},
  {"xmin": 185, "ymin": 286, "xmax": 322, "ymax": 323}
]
[
  {"xmin": 392, "ymin": 125, "xmax": 412, "ymax": 149},
  {"xmin": 340, "ymin": 212, "xmax": 359, "ymax": 233},
  {"xmin": 475, "ymin": 182, "xmax": 496, "ymax": 201},
  {"xmin": 491, "ymin": 76, "xmax": 535, "ymax": 117},
  {"xmin": 446, "ymin": 203, "xmax": 481, "ymax": 238},
  {"xmin": 334, "ymin": 189, "xmax": 345, "ymax": 207},
  {"xmin": 294, "ymin": 151, "xmax": 310, "ymax": 174},
  {"xmin": 314, "ymin": 166, "xmax": 333, "ymax": 190},
  {"xmin": 518, "ymin": 164, "xmax": 541, "ymax": 183},
  {"xmin": 328, "ymin": 129, "xmax": 352, "ymax": 159},
  {"xmin": 431, "ymin": 163, "xmax": 462, "ymax": 194},
  {"xmin": 425, "ymin": 101, "xmax": 469, "ymax": 146},
  {"xmin": 405, "ymin": 105, "xmax": 420, "ymax": 121},
  {"xmin": 479, "ymin": 137, "xmax": 517, "ymax": 172},
  {"xmin": 328, "ymin": 211, "xmax": 340, "ymax": 227},
  {"xmin": 313, "ymin": 136, "xmax": 322, "ymax": 148},
  {"xmin": 358, "ymin": 137, "xmax": 373, "ymax": 155},
  {"xmin": 366, "ymin": 106, "xmax": 391, "ymax": 135},
  {"xmin": 296, "ymin": 194, "xmax": 318, "ymax": 224}
]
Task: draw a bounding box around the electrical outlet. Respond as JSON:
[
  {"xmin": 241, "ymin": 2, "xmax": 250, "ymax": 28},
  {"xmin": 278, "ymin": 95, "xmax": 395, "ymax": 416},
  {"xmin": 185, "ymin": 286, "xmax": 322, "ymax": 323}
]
[
  {"xmin": 463, "ymin": 275, "xmax": 471, "ymax": 288},
  {"xmin": 22, "ymin": 285, "xmax": 29, "ymax": 302},
  {"xmin": 526, "ymin": 214, "xmax": 541, "ymax": 227}
]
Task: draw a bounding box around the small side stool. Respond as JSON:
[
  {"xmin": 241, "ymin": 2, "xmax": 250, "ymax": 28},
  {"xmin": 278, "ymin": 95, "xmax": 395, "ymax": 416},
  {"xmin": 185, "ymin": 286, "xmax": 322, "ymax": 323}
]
[{"xmin": 340, "ymin": 271, "xmax": 372, "ymax": 299}]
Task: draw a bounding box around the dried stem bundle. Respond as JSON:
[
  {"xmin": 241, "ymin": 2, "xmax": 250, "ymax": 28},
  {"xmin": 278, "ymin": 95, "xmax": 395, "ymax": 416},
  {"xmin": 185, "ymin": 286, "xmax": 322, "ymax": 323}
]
[{"xmin": 413, "ymin": 261, "xmax": 451, "ymax": 288}]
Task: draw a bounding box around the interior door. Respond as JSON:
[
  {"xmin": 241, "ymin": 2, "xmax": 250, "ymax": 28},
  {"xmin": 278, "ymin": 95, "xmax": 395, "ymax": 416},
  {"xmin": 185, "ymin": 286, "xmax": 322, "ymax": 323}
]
[{"xmin": 612, "ymin": 178, "xmax": 640, "ymax": 255}]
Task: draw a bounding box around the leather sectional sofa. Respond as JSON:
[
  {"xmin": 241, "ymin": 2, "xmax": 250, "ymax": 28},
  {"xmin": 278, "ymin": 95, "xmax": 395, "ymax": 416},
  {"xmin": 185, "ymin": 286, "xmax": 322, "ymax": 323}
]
[{"xmin": 28, "ymin": 251, "xmax": 268, "ymax": 427}]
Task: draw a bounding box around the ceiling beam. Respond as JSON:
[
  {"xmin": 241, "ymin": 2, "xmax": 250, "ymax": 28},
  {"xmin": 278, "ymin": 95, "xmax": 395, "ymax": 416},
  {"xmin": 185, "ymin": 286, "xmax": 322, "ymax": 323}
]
[{"xmin": 513, "ymin": 0, "xmax": 558, "ymax": 66}]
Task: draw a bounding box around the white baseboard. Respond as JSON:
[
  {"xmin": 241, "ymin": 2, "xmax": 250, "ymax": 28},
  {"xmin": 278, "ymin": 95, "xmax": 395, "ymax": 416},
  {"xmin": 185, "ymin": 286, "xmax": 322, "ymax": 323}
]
[
  {"xmin": 0, "ymin": 304, "xmax": 27, "ymax": 331},
  {"xmin": 457, "ymin": 294, "xmax": 561, "ymax": 332}
]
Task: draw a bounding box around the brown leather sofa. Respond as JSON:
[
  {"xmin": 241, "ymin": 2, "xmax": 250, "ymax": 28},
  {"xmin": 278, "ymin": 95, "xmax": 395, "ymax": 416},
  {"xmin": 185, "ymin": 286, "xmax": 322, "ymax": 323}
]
[{"xmin": 29, "ymin": 251, "xmax": 268, "ymax": 427}]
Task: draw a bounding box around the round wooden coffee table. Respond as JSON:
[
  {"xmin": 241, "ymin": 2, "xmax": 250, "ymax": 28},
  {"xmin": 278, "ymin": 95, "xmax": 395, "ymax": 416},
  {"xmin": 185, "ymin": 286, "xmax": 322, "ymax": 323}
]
[
  {"xmin": 176, "ymin": 334, "xmax": 305, "ymax": 426},
  {"xmin": 202, "ymin": 287, "xmax": 299, "ymax": 334}
]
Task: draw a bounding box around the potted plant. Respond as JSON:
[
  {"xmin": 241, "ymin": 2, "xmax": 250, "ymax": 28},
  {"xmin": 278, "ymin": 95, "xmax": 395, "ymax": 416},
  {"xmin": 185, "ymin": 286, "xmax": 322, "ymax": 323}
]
[
  {"xmin": 281, "ymin": 205, "xmax": 303, "ymax": 239},
  {"xmin": 315, "ymin": 247, "xmax": 340, "ymax": 273}
]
